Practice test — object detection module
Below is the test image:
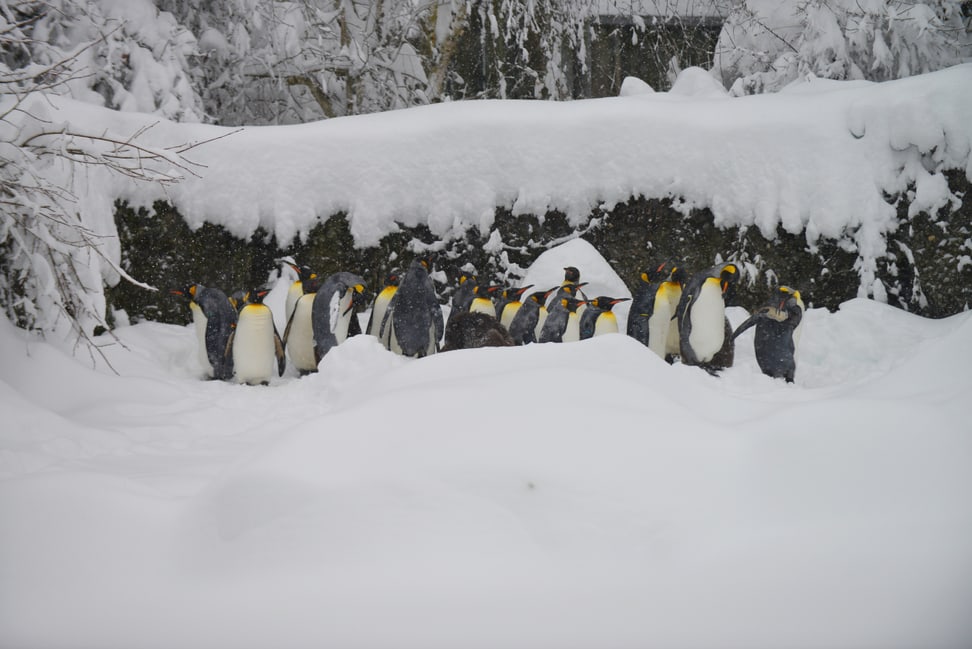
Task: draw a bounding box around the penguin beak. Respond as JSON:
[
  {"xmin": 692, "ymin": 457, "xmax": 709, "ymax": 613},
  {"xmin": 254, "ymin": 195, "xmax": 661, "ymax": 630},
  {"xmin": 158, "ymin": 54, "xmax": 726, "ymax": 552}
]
[
  {"xmin": 286, "ymin": 262, "xmax": 300, "ymax": 274},
  {"xmin": 516, "ymin": 285, "xmax": 534, "ymax": 296},
  {"xmin": 611, "ymin": 298, "xmax": 630, "ymax": 305},
  {"xmin": 169, "ymin": 289, "xmax": 185, "ymax": 297}
]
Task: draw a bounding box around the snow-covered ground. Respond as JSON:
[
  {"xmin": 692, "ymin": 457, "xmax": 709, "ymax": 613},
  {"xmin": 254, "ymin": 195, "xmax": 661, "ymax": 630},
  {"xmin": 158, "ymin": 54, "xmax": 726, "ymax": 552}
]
[{"xmin": 2, "ymin": 244, "xmax": 971, "ymax": 648}]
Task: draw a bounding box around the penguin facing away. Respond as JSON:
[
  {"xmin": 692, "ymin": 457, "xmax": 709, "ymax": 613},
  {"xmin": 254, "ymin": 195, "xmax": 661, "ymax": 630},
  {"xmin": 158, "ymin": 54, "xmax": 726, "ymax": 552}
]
[
  {"xmin": 675, "ymin": 262, "xmax": 738, "ymax": 373},
  {"xmin": 311, "ymin": 272, "xmax": 366, "ymax": 363},
  {"xmin": 366, "ymin": 270, "xmax": 400, "ymax": 338},
  {"xmin": 732, "ymin": 286, "xmax": 804, "ymax": 382},
  {"xmin": 579, "ymin": 296, "xmax": 630, "ymax": 339},
  {"xmin": 547, "ymin": 266, "xmax": 588, "ymax": 310},
  {"xmin": 447, "ymin": 271, "xmax": 478, "ymax": 326},
  {"xmin": 508, "ymin": 287, "xmax": 557, "ymax": 345},
  {"xmin": 779, "ymin": 285, "xmax": 805, "ymax": 350},
  {"xmin": 170, "ymin": 284, "xmax": 237, "ymax": 380},
  {"xmin": 386, "ymin": 255, "xmax": 444, "ymax": 358},
  {"xmin": 226, "ymin": 289, "xmax": 285, "ymax": 385},
  {"xmin": 539, "ymin": 296, "xmax": 586, "ymax": 343},
  {"xmin": 440, "ymin": 311, "xmax": 515, "ymax": 352},
  {"xmin": 282, "ymin": 274, "xmax": 322, "ymax": 375}
]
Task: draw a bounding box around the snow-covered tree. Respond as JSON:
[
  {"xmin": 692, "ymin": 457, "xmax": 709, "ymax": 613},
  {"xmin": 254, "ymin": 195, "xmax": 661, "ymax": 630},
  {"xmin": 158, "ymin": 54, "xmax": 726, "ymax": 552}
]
[{"xmin": 712, "ymin": 0, "xmax": 972, "ymax": 95}]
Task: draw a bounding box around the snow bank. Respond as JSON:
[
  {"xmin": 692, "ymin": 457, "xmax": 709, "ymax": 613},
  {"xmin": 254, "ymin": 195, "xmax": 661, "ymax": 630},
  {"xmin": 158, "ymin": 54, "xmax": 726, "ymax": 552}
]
[{"xmin": 20, "ymin": 64, "xmax": 972, "ymax": 301}]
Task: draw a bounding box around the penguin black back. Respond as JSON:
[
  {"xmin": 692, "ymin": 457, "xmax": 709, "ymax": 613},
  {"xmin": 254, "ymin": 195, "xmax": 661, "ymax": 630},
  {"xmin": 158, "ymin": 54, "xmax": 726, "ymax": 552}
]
[
  {"xmin": 732, "ymin": 288, "xmax": 804, "ymax": 382},
  {"xmin": 388, "ymin": 255, "xmax": 444, "ymax": 357},
  {"xmin": 508, "ymin": 287, "xmax": 556, "ymax": 345},
  {"xmin": 626, "ymin": 262, "xmax": 668, "ymax": 346}
]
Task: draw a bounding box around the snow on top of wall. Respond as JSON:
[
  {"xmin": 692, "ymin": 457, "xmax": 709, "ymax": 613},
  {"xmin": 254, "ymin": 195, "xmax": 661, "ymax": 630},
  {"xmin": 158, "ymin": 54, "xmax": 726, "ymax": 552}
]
[{"xmin": 21, "ymin": 63, "xmax": 972, "ymax": 296}]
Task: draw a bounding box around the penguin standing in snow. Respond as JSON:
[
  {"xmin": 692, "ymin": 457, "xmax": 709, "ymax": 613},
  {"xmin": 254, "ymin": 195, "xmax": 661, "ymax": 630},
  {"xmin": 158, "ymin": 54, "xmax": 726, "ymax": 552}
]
[
  {"xmin": 447, "ymin": 271, "xmax": 478, "ymax": 327},
  {"xmin": 579, "ymin": 296, "xmax": 630, "ymax": 339},
  {"xmin": 440, "ymin": 311, "xmax": 514, "ymax": 351},
  {"xmin": 675, "ymin": 262, "xmax": 739, "ymax": 373},
  {"xmin": 626, "ymin": 262, "xmax": 669, "ymax": 349},
  {"xmin": 539, "ymin": 296, "xmax": 586, "ymax": 343},
  {"xmin": 282, "ymin": 274, "xmax": 322, "ymax": 375},
  {"xmin": 170, "ymin": 284, "xmax": 237, "ymax": 380},
  {"xmin": 225, "ymin": 289, "xmax": 285, "ymax": 385},
  {"xmin": 282, "ymin": 260, "xmax": 318, "ymax": 325},
  {"xmin": 497, "ymin": 285, "xmax": 534, "ymax": 328},
  {"xmin": 732, "ymin": 286, "xmax": 805, "ymax": 382},
  {"xmin": 311, "ymin": 272, "xmax": 366, "ymax": 362},
  {"xmin": 508, "ymin": 287, "xmax": 557, "ymax": 345},
  {"xmin": 366, "ymin": 270, "xmax": 400, "ymax": 338},
  {"xmin": 385, "ymin": 255, "xmax": 444, "ymax": 358}
]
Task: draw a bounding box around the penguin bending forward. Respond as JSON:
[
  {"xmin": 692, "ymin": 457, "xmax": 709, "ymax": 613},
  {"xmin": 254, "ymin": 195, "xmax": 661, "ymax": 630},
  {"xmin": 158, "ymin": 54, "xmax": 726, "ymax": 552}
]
[
  {"xmin": 675, "ymin": 263, "xmax": 738, "ymax": 373},
  {"xmin": 447, "ymin": 271, "xmax": 478, "ymax": 327},
  {"xmin": 170, "ymin": 284, "xmax": 237, "ymax": 380},
  {"xmin": 626, "ymin": 262, "xmax": 669, "ymax": 352},
  {"xmin": 226, "ymin": 289, "xmax": 285, "ymax": 385},
  {"xmin": 732, "ymin": 286, "xmax": 804, "ymax": 382},
  {"xmin": 311, "ymin": 272, "xmax": 366, "ymax": 363},
  {"xmin": 384, "ymin": 256, "xmax": 444, "ymax": 358}
]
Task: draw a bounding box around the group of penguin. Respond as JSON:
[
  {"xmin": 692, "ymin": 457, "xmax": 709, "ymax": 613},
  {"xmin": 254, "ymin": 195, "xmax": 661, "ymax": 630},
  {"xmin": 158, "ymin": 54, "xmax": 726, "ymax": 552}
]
[{"xmin": 171, "ymin": 254, "xmax": 805, "ymax": 386}]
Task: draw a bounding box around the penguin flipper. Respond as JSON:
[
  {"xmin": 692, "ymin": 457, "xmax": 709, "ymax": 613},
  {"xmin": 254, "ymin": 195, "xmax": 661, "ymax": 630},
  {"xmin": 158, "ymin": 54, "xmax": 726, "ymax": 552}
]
[
  {"xmin": 223, "ymin": 329, "xmax": 236, "ymax": 365},
  {"xmin": 731, "ymin": 313, "xmax": 761, "ymax": 341},
  {"xmin": 348, "ymin": 311, "xmax": 362, "ymax": 338},
  {"xmin": 274, "ymin": 331, "xmax": 286, "ymax": 376},
  {"xmin": 282, "ymin": 310, "xmax": 296, "ymax": 348}
]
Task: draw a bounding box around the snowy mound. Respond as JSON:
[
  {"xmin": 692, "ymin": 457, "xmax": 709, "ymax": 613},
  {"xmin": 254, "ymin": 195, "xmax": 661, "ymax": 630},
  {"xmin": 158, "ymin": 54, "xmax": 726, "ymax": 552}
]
[{"xmin": 1, "ymin": 298, "xmax": 971, "ymax": 648}]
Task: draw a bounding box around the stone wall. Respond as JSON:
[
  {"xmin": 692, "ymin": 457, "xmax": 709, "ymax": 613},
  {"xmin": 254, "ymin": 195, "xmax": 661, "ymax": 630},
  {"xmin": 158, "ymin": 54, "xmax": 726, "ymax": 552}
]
[{"xmin": 108, "ymin": 173, "xmax": 971, "ymax": 326}]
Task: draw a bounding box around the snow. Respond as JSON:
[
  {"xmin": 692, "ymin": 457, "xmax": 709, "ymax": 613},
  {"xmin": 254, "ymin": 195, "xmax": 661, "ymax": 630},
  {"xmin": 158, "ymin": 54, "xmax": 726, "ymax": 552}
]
[
  {"xmin": 11, "ymin": 63, "xmax": 972, "ymax": 309},
  {"xmin": 2, "ymin": 243, "xmax": 972, "ymax": 647}
]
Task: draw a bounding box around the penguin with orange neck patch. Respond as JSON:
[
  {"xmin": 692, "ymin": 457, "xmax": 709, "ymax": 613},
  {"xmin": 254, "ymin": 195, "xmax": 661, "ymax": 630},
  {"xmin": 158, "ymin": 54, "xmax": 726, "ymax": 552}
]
[{"xmin": 579, "ymin": 296, "xmax": 630, "ymax": 339}]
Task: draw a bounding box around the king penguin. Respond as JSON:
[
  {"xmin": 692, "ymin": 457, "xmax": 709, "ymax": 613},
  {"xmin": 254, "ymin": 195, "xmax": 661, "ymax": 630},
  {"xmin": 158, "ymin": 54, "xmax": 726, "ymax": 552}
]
[
  {"xmin": 282, "ymin": 274, "xmax": 322, "ymax": 375},
  {"xmin": 468, "ymin": 283, "xmax": 501, "ymax": 317},
  {"xmin": 447, "ymin": 270, "xmax": 478, "ymax": 327},
  {"xmin": 539, "ymin": 296, "xmax": 585, "ymax": 343},
  {"xmin": 385, "ymin": 255, "xmax": 444, "ymax": 358},
  {"xmin": 283, "ymin": 260, "xmax": 317, "ymax": 325},
  {"xmin": 579, "ymin": 296, "xmax": 630, "ymax": 339},
  {"xmin": 508, "ymin": 287, "xmax": 557, "ymax": 345},
  {"xmin": 547, "ymin": 266, "xmax": 588, "ymax": 310},
  {"xmin": 366, "ymin": 270, "xmax": 400, "ymax": 338},
  {"xmin": 732, "ymin": 286, "xmax": 805, "ymax": 382},
  {"xmin": 170, "ymin": 284, "xmax": 237, "ymax": 380},
  {"xmin": 675, "ymin": 262, "xmax": 739, "ymax": 373},
  {"xmin": 626, "ymin": 262, "xmax": 669, "ymax": 349},
  {"xmin": 311, "ymin": 271, "xmax": 366, "ymax": 362},
  {"xmin": 497, "ymin": 285, "xmax": 534, "ymax": 328},
  {"xmin": 225, "ymin": 289, "xmax": 285, "ymax": 385}
]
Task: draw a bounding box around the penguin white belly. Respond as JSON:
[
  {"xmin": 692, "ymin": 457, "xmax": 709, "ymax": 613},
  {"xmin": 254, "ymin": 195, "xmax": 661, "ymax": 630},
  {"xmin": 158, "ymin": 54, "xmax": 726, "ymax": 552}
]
[
  {"xmin": 665, "ymin": 284, "xmax": 683, "ymax": 357},
  {"xmin": 190, "ymin": 302, "xmax": 213, "ymax": 377},
  {"xmin": 563, "ymin": 312, "xmax": 581, "ymax": 342},
  {"xmin": 687, "ymin": 283, "xmax": 726, "ymax": 363},
  {"xmin": 368, "ymin": 288, "xmax": 396, "ymax": 337},
  {"xmin": 234, "ymin": 307, "xmax": 277, "ymax": 385},
  {"xmin": 646, "ymin": 290, "xmax": 673, "ymax": 358},
  {"xmin": 287, "ymin": 296, "xmax": 317, "ymax": 372},
  {"xmin": 470, "ymin": 298, "xmax": 495, "ymax": 316},
  {"xmin": 500, "ymin": 303, "xmax": 520, "ymax": 329},
  {"xmin": 535, "ymin": 308, "xmax": 548, "ymax": 340},
  {"xmin": 285, "ymin": 281, "xmax": 303, "ymax": 324},
  {"xmin": 594, "ymin": 311, "xmax": 619, "ymax": 336},
  {"xmin": 329, "ymin": 290, "xmax": 354, "ymax": 343}
]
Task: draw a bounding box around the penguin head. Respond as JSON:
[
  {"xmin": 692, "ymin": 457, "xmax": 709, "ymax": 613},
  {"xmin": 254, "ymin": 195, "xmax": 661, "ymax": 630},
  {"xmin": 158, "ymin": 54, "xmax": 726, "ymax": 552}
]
[
  {"xmin": 562, "ymin": 297, "xmax": 585, "ymax": 313},
  {"xmin": 346, "ymin": 283, "xmax": 367, "ymax": 313},
  {"xmin": 513, "ymin": 284, "xmax": 534, "ymax": 299},
  {"xmin": 590, "ymin": 296, "xmax": 630, "ymax": 311},
  {"xmin": 302, "ymin": 275, "xmax": 323, "ymax": 295},
  {"xmin": 719, "ymin": 264, "xmax": 738, "ymax": 293},
  {"xmin": 384, "ymin": 271, "xmax": 401, "ymax": 288},
  {"xmin": 563, "ymin": 266, "xmax": 581, "ymax": 284},
  {"xmin": 412, "ymin": 254, "xmax": 433, "ymax": 272},
  {"xmin": 228, "ymin": 289, "xmax": 246, "ymax": 312},
  {"xmin": 527, "ymin": 288, "xmax": 557, "ymax": 305},
  {"xmin": 169, "ymin": 284, "xmax": 203, "ymax": 301},
  {"xmin": 286, "ymin": 261, "xmax": 316, "ymax": 282},
  {"xmin": 669, "ymin": 266, "xmax": 689, "ymax": 286},
  {"xmin": 458, "ymin": 271, "xmax": 477, "ymax": 285},
  {"xmin": 474, "ymin": 284, "xmax": 500, "ymax": 298},
  {"xmin": 779, "ymin": 285, "xmax": 803, "ymax": 306},
  {"xmin": 243, "ymin": 288, "xmax": 270, "ymax": 305},
  {"xmin": 640, "ymin": 262, "xmax": 668, "ymax": 284},
  {"xmin": 562, "ymin": 282, "xmax": 588, "ymax": 297}
]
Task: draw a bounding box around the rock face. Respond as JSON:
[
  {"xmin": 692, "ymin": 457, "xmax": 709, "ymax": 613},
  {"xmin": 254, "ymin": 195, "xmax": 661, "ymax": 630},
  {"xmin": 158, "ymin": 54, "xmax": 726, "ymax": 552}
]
[{"xmin": 109, "ymin": 172, "xmax": 972, "ymax": 327}]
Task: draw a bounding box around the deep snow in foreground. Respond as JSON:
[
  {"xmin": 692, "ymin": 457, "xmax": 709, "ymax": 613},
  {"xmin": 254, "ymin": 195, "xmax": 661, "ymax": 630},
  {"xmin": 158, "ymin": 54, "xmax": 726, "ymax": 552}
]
[{"xmin": 1, "ymin": 284, "xmax": 971, "ymax": 648}]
